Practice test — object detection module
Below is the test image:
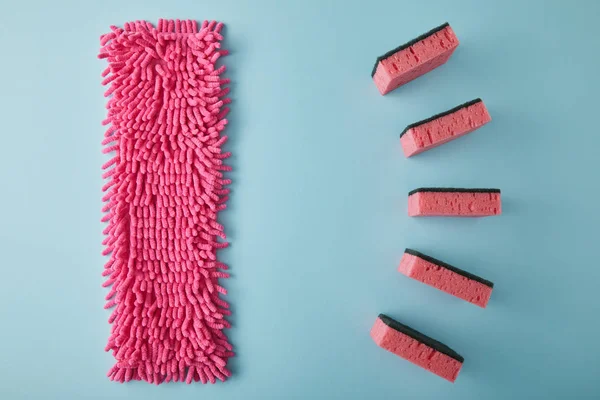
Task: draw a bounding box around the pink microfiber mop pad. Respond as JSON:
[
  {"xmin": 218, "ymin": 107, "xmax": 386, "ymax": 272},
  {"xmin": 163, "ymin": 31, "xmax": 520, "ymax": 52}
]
[
  {"xmin": 399, "ymin": 249, "xmax": 494, "ymax": 308},
  {"xmin": 372, "ymin": 23, "xmax": 459, "ymax": 95},
  {"xmin": 400, "ymin": 99, "xmax": 491, "ymax": 157},
  {"xmin": 371, "ymin": 314, "xmax": 463, "ymax": 382},
  {"xmin": 98, "ymin": 19, "xmax": 233, "ymax": 384},
  {"xmin": 408, "ymin": 188, "xmax": 501, "ymax": 217}
]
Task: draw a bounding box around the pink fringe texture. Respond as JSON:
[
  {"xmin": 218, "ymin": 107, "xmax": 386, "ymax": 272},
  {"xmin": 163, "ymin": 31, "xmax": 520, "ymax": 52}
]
[{"xmin": 98, "ymin": 19, "xmax": 233, "ymax": 384}]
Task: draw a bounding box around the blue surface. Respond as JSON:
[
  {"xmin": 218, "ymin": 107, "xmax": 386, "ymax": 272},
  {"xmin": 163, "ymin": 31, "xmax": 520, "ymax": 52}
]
[{"xmin": 1, "ymin": 0, "xmax": 599, "ymax": 398}]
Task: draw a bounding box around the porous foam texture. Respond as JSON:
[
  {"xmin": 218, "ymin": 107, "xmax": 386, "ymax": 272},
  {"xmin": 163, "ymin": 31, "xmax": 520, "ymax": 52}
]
[
  {"xmin": 372, "ymin": 23, "xmax": 459, "ymax": 95},
  {"xmin": 99, "ymin": 19, "xmax": 233, "ymax": 384},
  {"xmin": 399, "ymin": 249, "xmax": 494, "ymax": 308},
  {"xmin": 408, "ymin": 188, "xmax": 501, "ymax": 217},
  {"xmin": 400, "ymin": 99, "xmax": 491, "ymax": 157},
  {"xmin": 370, "ymin": 314, "xmax": 463, "ymax": 382}
]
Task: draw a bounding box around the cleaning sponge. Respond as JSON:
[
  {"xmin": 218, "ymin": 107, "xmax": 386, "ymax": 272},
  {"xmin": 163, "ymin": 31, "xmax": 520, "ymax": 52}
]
[
  {"xmin": 371, "ymin": 314, "xmax": 463, "ymax": 382},
  {"xmin": 408, "ymin": 188, "xmax": 501, "ymax": 217},
  {"xmin": 400, "ymin": 99, "xmax": 491, "ymax": 157},
  {"xmin": 372, "ymin": 23, "xmax": 459, "ymax": 95},
  {"xmin": 399, "ymin": 249, "xmax": 494, "ymax": 308}
]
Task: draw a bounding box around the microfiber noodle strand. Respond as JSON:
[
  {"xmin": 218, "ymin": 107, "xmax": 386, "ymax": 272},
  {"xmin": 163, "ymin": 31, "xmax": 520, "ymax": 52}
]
[{"xmin": 98, "ymin": 19, "xmax": 233, "ymax": 385}]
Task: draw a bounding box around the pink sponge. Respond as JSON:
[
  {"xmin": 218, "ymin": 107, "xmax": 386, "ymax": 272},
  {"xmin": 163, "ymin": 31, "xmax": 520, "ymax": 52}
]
[
  {"xmin": 371, "ymin": 314, "xmax": 463, "ymax": 382},
  {"xmin": 399, "ymin": 249, "xmax": 494, "ymax": 308},
  {"xmin": 372, "ymin": 23, "xmax": 459, "ymax": 95},
  {"xmin": 408, "ymin": 188, "xmax": 501, "ymax": 217},
  {"xmin": 400, "ymin": 99, "xmax": 491, "ymax": 157}
]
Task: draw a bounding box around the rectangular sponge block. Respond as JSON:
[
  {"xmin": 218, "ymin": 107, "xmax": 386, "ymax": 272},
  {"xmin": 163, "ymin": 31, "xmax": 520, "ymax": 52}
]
[
  {"xmin": 399, "ymin": 249, "xmax": 494, "ymax": 308},
  {"xmin": 408, "ymin": 188, "xmax": 501, "ymax": 217},
  {"xmin": 400, "ymin": 98, "xmax": 491, "ymax": 157},
  {"xmin": 372, "ymin": 23, "xmax": 459, "ymax": 95},
  {"xmin": 371, "ymin": 314, "xmax": 463, "ymax": 382}
]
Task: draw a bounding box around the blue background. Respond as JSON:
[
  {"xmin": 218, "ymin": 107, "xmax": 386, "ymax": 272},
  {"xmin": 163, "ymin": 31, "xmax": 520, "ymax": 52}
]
[{"xmin": 1, "ymin": 0, "xmax": 599, "ymax": 398}]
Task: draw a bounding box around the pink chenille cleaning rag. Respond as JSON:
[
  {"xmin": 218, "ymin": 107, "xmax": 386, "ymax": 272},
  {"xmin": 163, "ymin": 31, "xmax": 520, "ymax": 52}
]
[{"xmin": 98, "ymin": 19, "xmax": 233, "ymax": 384}]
